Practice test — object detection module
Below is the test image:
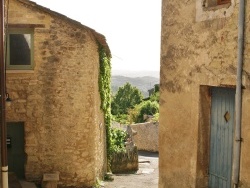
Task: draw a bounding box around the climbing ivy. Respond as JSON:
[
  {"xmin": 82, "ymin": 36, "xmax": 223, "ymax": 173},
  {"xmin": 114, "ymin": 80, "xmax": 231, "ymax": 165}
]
[{"xmin": 98, "ymin": 43, "xmax": 112, "ymax": 170}]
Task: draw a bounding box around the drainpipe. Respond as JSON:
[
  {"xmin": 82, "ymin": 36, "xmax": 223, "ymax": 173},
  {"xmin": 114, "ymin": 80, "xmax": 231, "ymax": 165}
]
[
  {"xmin": 232, "ymin": 0, "xmax": 245, "ymax": 187},
  {"xmin": 0, "ymin": 0, "xmax": 8, "ymax": 187},
  {"xmin": 0, "ymin": 0, "xmax": 8, "ymax": 188}
]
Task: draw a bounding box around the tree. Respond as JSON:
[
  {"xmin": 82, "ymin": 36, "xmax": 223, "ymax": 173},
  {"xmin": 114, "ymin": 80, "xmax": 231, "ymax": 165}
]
[
  {"xmin": 149, "ymin": 91, "xmax": 159, "ymax": 103},
  {"xmin": 149, "ymin": 84, "xmax": 159, "ymax": 102},
  {"xmin": 111, "ymin": 83, "xmax": 143, "ymax": 115}
]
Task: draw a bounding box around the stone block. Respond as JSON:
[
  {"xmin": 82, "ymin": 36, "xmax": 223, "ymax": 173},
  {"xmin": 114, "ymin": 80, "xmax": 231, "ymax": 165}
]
[
  {"xmin": 42, "ymin": 172, "xmax": 59, "ymax": 188},
  {"xmin": 111, "ymin": 146, "xmax": 138, "ymax": 173}
]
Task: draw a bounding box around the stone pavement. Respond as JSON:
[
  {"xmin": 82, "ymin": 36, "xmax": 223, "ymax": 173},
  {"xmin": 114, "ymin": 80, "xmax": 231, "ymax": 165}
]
[
  {"xmin": 104, "ymin": 151, "xmax": 159, "ymax": 188},
  {"xmin": 19, "ymin": 180, "xmax": 37, "ymax": 188},
  {"xmin": 8, "ymin": 173, "xmax": 37, "ymax": 188},
  {"xmin": 9, "ymin": 151, "xmax": 158, "ymax": 188}
]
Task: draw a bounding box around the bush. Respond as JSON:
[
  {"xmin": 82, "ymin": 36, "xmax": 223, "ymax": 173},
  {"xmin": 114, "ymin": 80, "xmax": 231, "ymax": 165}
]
[
  {"xmin": 110, "ymin": 128, "xmax": 127, "ymax": 153},
  {"xmin": 112, "ymin": 114, "xmax": 129, "ymax": 125},
  {"xmin": 152, "ymin": 112, "xmax": 159, "ymax": 122},
  {"xmin": 129, "ymin": 100, "xmax": 159, "ymax": 123},
  {"xmin": 150, "ymin": 91, "xmax": 159, "ymax": 102}
]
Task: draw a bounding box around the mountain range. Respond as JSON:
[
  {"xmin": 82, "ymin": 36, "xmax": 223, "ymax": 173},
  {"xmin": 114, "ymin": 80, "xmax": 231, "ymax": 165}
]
[{"xmin": 112, "ymin": 70, "xmax": 160, "ymax": 78}]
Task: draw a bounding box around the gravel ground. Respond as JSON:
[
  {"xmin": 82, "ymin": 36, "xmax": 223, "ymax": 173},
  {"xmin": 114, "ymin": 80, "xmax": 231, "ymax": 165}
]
[{"xmin": 103, "ymin": 151, "xmax": 159, "ymax": 188}]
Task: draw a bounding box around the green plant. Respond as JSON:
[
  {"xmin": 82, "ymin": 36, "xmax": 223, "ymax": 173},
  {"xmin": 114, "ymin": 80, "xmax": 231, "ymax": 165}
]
[
  {"xmin": 93, "ymin": 178, "xmax": 104, "ymax": 188},
  {"xmin": 128, "ymin": 100, "xmax": 159, "ymax": 123},
  {"xmin": 98, "ymin": 43, "xmax": 112, "ymax": 170},
  {"xmin": 150, "ymin": 91, "xmax": 159, "ymax": 103},
  {"xmin": 112, "ymin": 114, "xmax": 129, "ymax": 125},
  {"xmin": 104, "ymin": 173, "xmax": 114, "ymax": 181},
  {"xmin": 152, "ymin": 112, "xmax": 159, "ymax": 122},
  {"xmin": 127, "ymin": 108, "xmax": 139, "ymax": 124},
  {"xmin": 110, "ymin": 128, "xmax": 127, "ymax": 153}
]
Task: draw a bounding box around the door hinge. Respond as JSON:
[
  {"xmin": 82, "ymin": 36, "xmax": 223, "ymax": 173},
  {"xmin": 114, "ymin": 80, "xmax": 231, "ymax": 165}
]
[{"xmin": 235, "ymin": 138, "xmax": 243, "ymax": 142}]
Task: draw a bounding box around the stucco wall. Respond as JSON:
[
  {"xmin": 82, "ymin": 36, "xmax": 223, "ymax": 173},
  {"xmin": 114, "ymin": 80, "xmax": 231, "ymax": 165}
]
[
  {"xmin": 131, "ymin": 122, "xmax": 158, "ymax": 152},
  {"xmin": 160, "ymin": 0, "xmax": 250, "ymax": 187},
  {"xmin": 6, "ymin": 0, "xmax": 106, "ymax": 187}
]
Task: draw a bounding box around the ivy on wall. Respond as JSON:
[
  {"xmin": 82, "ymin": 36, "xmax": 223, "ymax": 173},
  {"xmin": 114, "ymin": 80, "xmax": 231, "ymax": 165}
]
[{"xmin": 98, "ymin": 43, "xmax": 112, "ymax": 170}]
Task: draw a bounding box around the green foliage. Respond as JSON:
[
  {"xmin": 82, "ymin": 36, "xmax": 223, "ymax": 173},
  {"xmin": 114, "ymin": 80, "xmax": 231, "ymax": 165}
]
[
  {"xmin": 93, "ymin": 178, "xmax": 104, "ymax": 188},
  {"xmin": 154, "ymin": 84, "xmax": 159, "ymax": 92},
  {"xmin": 152, "ymin": 112, "xmax": 159, "ymax": 122},
  {"xmin": 128, "ymin": 100, "xmax": 159, "ymax": 123},
  {"xmin": 110, "ymin": 128, "xmax": 127, "ymax": 153},
  {"xmin": 137, "ymin": 101, "xmax": 159, "ymax": 122},
  {"xmin": 111, "ymin": 82, "xmax": 143, "ymax": 115},
  {"xmin": 149, "ymin": 91, "xmax": 159, "ymax": 102},
  {"xmin": 112, "ymin": 114, "xmax": 129, "ymax": 125},
  {"xmin": 98, "ymin": 43, "xmax": 112, "ymax": 170},
  {"xmin": 149, "ymin": 84, "xmax": 159, "ymax": 102},
  {"xmin": 104, "ymin": 173, "xmax": 114, "ymax": 182},
  {"xmin": 127, "ymin": 108, "xmax": 139, "ymax": 124}
]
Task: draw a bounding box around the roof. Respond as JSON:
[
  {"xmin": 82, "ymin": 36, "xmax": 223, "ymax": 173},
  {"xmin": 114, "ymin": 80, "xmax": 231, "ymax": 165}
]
[{"xmin": 15, "ymin": 0, "xmax": 111, "ymax": 57}]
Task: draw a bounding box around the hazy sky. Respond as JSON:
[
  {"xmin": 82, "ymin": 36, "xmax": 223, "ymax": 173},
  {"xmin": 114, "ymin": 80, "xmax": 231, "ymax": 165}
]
[{"xmin": 31, "ymin": 0, "xmax": 162, "ymax": 71}]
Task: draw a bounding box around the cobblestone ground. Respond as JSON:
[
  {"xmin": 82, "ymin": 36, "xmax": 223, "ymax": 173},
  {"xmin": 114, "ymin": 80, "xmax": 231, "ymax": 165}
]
[{"xmin": 103, "ymin": 151, "xmax": 159, "ymax": 188}]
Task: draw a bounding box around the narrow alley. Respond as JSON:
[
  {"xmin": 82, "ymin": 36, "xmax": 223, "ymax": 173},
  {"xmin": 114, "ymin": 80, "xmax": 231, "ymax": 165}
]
[{"xmin": 104, "ymin": 151, "xmax": 159, "ymax": 188}]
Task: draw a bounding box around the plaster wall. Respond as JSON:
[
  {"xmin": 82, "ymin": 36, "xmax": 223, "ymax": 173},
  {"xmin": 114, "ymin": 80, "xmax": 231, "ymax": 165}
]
[
  {"xmin": 160, "ymin": 0, "xmax": 250, "ymax": 187},
  {"xmin": 5, "ymin": 0, "xmax": 106, "ymax": 187},
  {"xmin": 131, "ymin": 122, "xmax": 159, "ymax": 152}
]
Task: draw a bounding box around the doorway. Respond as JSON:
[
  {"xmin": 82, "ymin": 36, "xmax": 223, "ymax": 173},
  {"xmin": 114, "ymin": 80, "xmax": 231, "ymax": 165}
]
[
  {"xmin": 7, "ymin": 122, "xmax": 25, "ymax": 179},
  {"xmin": 208, "ymin": 87, "xmax": 235, "ymax": 188}
]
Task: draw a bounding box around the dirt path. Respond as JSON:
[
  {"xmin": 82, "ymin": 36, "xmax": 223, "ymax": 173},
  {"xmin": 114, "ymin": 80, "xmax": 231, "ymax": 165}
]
[{"xmin": 104, "ymin": 151, "xmax": 159, "ymax": 188}]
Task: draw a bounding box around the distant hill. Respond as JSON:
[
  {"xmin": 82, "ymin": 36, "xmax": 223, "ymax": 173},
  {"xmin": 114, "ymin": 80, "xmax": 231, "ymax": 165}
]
[
  {"xmin": 111, "ymin": 75, "xmax": 159, "ymax": 97},
  {"xmin": 112, "ymin": 70, "xmax": 160, "ymax": 79}
]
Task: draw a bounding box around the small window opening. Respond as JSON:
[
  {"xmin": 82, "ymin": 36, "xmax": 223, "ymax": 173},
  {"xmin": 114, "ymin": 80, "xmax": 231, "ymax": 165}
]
[
  {"xmin": 7, "ymin": 28, "xmax": 34, "ymax": 70},
  {"xmin": 217, "ymin": 0, "xmax": 231, "ymax": 5},
  {"xmin": 203, "ymin": 0, "xmax": 231, "ymax": 8}
]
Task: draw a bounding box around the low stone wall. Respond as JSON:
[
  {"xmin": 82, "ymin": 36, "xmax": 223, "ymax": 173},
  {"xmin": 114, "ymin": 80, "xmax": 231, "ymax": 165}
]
[
  {"xmin": 131, "ymin": 122, "xmax": 159, "ymax": 152},
  {"xmin": 111, "ymin": 147, "xmax": 138, "ymax": 174}
]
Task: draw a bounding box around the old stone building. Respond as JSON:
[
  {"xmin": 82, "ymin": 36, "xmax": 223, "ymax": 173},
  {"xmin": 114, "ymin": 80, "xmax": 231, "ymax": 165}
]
[
  {"xmin": 160, "ymin": 0, "xmax": 250, "ymax": 188},
  {"xmin": 5, "ymin": 0, "xmax": 110, "ymax": 187}
]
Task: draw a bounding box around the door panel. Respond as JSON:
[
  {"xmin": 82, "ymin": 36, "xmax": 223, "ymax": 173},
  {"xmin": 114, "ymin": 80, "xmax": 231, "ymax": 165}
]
[
  {"xmin": 209, "ymin": 88, "xmax": 235, "ymax": 188},
  {"xmin": 7, "ymin": 122, "xmax": 25, "ymax": 179}
]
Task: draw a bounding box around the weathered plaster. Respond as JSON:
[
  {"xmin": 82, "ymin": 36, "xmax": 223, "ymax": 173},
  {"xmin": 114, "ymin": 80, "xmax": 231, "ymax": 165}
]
[{"xmin": 160, "ymin": 0, "xmax": 250, "ymax": 187}]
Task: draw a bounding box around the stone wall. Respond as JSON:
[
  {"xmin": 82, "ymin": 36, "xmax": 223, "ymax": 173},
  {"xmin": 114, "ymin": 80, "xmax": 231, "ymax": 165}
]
[
  {"xmin": 110, "ymin": 147, "xmax": 138, "ymax": 174},
  {"xmin": 6, "ymin": 0, "xmax": 108, "ymax": 187},
  {"xmin": 131, "ymin": 122, "xmax": 158, "ymax": 152},
  {"xmin": 160, "ymin": 0, "xmax": 250, "ymax": 187}
]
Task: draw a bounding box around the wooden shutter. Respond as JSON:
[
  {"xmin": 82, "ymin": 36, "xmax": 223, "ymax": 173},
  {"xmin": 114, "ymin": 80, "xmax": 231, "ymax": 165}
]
[{"xmin": 217, "ymin": 0, "xmax": 231, "ymax": 5}]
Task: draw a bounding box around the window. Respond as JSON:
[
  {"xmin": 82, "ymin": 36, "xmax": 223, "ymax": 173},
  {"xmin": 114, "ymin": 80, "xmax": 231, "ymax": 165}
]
[
  {"xmin": 7, "ymin": 28, "xmax": 34, "ymax": 70},
  {"xmin": 217, "ymin": 0, "xmax": 231, "ymax": 5},
  {"xmin": 203, "ymin": 0, "xmax": 231, "ymax": 7},
  {"xmin": 197, "ymin": 0, "xmax": 234, "ymax": 22}
]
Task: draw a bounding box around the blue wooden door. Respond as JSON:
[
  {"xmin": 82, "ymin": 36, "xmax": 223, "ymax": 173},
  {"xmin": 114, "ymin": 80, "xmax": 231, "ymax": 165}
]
[{"xmin": 209, "ymin": 87, "xmax": 235, "ymax": 188}]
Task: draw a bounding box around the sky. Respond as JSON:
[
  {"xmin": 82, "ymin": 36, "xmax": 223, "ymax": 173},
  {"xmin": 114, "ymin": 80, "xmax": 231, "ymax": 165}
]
[{"xmin": 31, "ymin": 0, "xmax": 162, "ymax": 72}]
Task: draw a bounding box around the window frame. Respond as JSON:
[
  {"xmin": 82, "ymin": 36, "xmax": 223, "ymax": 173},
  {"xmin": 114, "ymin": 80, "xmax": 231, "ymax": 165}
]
[{"xmin": 7, "ymin": 28, "xmax": 34, "ymax": 70}]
